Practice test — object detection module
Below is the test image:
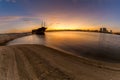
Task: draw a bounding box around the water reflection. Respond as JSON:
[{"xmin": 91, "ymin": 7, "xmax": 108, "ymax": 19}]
[
  {"xmin": 7, "ymin": 35, "xmax": 46, "ymax": 45},
  {"xmin": 7, "ymin": 32, "xmax": 120, "ymax": 62}
]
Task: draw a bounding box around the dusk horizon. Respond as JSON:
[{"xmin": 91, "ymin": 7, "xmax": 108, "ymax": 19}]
[
  {"xmin": 0, "ymin": 0, "xmax": 120, "ymax": 33},
  {"xmin": 0, "ymin": 0, "xmax": 120, "ymax": 80}
]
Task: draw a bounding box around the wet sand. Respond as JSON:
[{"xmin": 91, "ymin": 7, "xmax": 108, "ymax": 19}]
[
  {"xmin": 0, "ymin": 44, "xmax": 120, "ymax": 80},
  {"xmin": 0, "ymin": 33, "xmax": 30, "ymax": 45}
]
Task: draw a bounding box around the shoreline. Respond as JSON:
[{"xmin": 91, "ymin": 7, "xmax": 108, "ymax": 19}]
[
  {"xmin": 0, "ymin": 33, "xmax": 31, "ymax": 46},
  {"xmin": 46, "ymin": 30, "xmax": 120, "ymax": 35},
  {"xmin": 0, "ymin": 44, "xmax": 120, "ymax": 80},
  {"xmin": 45, "ymin": 45, "xmax": 120, "ymax": 71}
]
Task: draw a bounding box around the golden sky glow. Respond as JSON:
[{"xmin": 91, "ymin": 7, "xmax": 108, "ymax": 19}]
[{"xmin": 0, "ymin": 0, "xmax": 120, "ymax": 33}]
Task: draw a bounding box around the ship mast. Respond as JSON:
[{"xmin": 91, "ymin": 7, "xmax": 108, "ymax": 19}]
[{"xmin": 41, "ymin": 21, "xmax": 46, "ymax": 27}]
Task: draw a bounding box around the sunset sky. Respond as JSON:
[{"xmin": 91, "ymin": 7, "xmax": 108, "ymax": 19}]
[{"xmin": 0, "ymin": 0, "xmax": 120, "ymax": 33}]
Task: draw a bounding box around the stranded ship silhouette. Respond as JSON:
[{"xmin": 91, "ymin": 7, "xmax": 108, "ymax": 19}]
[{"xmin": 32, "ymin": 21, "xmax": 47, "ymax": 35}]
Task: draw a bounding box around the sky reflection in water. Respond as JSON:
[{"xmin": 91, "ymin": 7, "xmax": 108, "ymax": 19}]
[{"xmin": 7, "ymin": 31, "xmax": 120, "ymax": 62}]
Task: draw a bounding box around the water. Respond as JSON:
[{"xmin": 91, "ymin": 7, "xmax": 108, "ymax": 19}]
[{"xmin": 7, "ymin": 31, "xmax": 120, "ymax": 62}]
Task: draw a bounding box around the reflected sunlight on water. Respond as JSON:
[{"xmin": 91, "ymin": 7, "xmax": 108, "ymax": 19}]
[{"xmin": 7, "ymin": 31, "xmax": 120, "ymax": 62}]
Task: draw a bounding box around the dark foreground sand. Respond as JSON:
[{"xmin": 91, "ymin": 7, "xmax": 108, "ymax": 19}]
[{"xmin": 0, "ymin": 44, "xmax": 120, "ymax": 80}]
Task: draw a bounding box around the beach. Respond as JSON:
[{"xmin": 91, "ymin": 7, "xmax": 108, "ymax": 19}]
[
  {"xmin": 0, "ymin": 33, "xmax": 30, "ymax": 45},
  {"xmin": 0, "ymin": 44, "xmax": 120, "ymax": 80}
]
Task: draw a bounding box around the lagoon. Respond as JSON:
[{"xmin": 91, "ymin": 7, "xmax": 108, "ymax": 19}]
[{"xmin": 7, "ymin": 31, "xmax": 120, "ymax": 62}]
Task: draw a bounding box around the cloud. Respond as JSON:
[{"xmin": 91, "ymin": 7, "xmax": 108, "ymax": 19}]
[
  {"xmin": 0, "ymin": 16, "xmax": 42, "ymax": 24},
  {"xmin": 0, "ymin": 16, "xmax": 21, "ymax": 22},
  {"xmin": 11, "ymin": 0, "xmax": 16, "ymax": 3},
  {"xmin": 0, "ymin": 16, "xmax": 22, "ymax": 27},
  {"xmin": 72, "ymin": 0, "xmax": 78, "ymax": 3},
  {"xmin": 0, "ymin": 0, "xmax": 17, "ymax": 3}
]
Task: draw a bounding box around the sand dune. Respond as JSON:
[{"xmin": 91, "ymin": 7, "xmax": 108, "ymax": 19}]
[{"xmin": 0, "ymin": 44, "xmax": 120, "ymax": 80}]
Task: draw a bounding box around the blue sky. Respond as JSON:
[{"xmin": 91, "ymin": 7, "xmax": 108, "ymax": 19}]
[{"xmin": 0, "ymin": 0, "xmax": 120, "ymax": 33}]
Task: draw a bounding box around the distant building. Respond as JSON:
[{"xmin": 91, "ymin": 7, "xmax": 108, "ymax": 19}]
[
  {"xmin": 103, "ymin": 28, "xmax": 108, "ymax": 33},
  {"xmin": 110, "ymin": 30, "xmax": 112, "ymax": 33},
  {"xmin": 100, "ymin": 28, "xmax": 103, "ymax": 32},
  {"xmin": 99, "ymin": 27, "xmax": 108, "ymax": 33}
]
